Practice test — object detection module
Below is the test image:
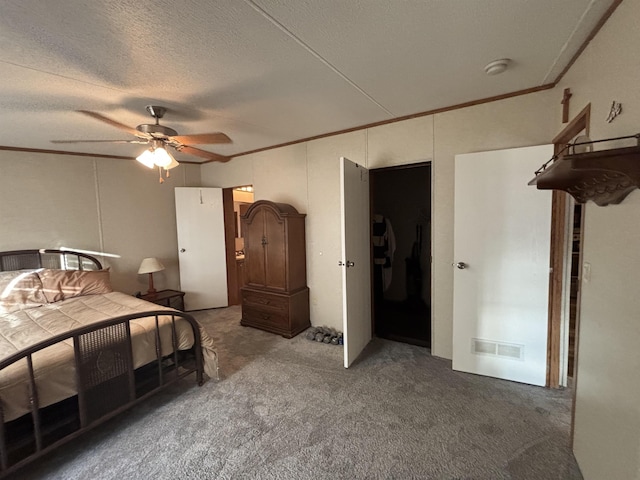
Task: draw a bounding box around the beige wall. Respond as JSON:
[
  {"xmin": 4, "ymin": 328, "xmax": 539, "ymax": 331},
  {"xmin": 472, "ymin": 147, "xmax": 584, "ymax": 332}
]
[
  {"xmin": 556, "ymin": 0, "xmax": 640, "ymax": 477},
  {"xmin": 0, "ymin": 152, "xmax": 102, "ymax": 251},
  {"xmin": 306, "ymin": 132, "xmax": 366, "ymax": 332},
  {"xmin": 0, "ymin": 150, "xmax": 200, "ymax": 295}
]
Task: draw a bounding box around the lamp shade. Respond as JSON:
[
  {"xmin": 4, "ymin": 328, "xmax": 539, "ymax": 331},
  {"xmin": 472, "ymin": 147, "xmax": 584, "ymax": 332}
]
[
  {"xmin": 165, "ymin": 153, "xmax": 180, "ymax": 170},
  {"xmin": 138, "ymin": 257, "xmax": 165, "ymax": 274},
  {"xmin": 152, "ymin": 147, "xmax": 173, "ymax": 168},
  {"xmin": 136, "ymin": 149, "xmax": 156, "ymax": 169}
]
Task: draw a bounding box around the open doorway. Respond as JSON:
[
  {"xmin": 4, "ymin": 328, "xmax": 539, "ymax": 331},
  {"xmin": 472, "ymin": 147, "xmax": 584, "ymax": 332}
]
[
  {"xmin": 233, "ymin": 185, "xmax": 255, "ymax": 253},
  {"xmin": 567, "ymin": 202, "xmax": 582, "ymax": 380},
  {"xmin": 370, "ymin": 163, "xmax": 432, "ymax": 348},
  {"xmin": 223, "ymin": 185, "xmax": 254, "ymax": 305},
  {"xmin": 547, "ymin": 104, "xmax": 591, "ymax": 390}
]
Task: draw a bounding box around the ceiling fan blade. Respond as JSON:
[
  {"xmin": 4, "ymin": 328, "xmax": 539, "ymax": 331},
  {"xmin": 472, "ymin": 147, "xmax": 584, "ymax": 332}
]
[
  {"xmin": 51, "ymin": 139, "xmax": 148, "ymax": 144},
  {"xmin": 77, "ymin": 110, "xmax": 143, "ymax": 137},
  {"xmin": 170, "ymin": 133, "xmax": 232, "ymax": 145},
  {"xmin": 178, "ymin": 145, "xmax": 230, "ymax": 163}
]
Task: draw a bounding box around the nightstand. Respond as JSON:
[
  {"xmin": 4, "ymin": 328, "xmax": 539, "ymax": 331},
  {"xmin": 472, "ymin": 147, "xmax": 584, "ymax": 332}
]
[{"xmin": 139, "ymin": 289, "xmax": 186, "ymax": 311}]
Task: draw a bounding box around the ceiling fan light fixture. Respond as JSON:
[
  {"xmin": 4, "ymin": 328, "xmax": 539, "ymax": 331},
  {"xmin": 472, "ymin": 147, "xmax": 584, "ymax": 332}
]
[{"xmin": 136, "ymin": 144, "xmax": 177, "ymax": 170}]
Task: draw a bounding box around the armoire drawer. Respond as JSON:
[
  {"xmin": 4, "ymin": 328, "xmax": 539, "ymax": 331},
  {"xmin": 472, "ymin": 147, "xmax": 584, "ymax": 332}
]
[
  {"xmin": 242, "ymin": 290, "xmax": 288, "ymax": 313},
  {"xmin": 242, "ymin": 305, "xmax": 288, "ymax": 329}
]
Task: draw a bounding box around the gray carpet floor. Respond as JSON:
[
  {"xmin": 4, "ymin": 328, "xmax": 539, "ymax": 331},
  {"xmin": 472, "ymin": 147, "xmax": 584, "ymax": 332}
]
[{"xmin": 13, "ymin": 306, "xmax": 582, "ymax": 479}]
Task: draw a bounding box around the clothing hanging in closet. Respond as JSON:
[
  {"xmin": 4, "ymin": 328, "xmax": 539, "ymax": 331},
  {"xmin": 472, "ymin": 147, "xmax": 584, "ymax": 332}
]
[{"xmin": 372, "ymin": 214, "xmax": 396, "ymax": 291}]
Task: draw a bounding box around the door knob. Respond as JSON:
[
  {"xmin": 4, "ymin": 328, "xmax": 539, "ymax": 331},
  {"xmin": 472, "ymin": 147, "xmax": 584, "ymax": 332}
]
[
  {"xmin": 338, "ymin": 261, "xmax": 355, "ymax": 267},
  {"xmin": 456, "ymin": 262, "xmax": 467, "ymax": 269},
  {"xmin": 180, "ymin": 248, "xmax": 186, "ymax": 253}
]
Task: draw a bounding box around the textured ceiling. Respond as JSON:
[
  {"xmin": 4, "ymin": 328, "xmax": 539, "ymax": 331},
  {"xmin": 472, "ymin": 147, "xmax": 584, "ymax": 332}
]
[{"xmin": 0, "ymin": 0, "xmax": 617, "ymax": 163}]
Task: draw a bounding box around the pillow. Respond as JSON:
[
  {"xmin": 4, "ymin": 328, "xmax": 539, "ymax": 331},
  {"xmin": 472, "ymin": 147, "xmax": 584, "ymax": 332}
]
[
  {"xmin": 0, "ymin": 270, "xmax": 48, "ymax": 314},
  {"xmin": 39, "ymin": 269, "xmax": 113, "ymax": 303}
]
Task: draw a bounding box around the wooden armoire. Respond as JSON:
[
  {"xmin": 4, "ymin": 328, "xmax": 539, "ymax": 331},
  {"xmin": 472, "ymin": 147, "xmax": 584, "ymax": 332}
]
[{"xmin": 240, "ymin": 200, "xmax": 310, "ymax": 338}]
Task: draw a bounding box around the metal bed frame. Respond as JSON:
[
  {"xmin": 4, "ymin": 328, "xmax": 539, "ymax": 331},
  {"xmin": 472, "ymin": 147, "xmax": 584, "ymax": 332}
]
[{"xmin": 0, "ymin": 249, "xmax": 204, "ymax": 477}]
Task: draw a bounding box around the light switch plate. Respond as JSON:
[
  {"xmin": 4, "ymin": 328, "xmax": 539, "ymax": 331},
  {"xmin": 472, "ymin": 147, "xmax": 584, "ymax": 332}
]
[{"xmin": 583, "ymin": 262, "xmax": 591, "ymax": 283}]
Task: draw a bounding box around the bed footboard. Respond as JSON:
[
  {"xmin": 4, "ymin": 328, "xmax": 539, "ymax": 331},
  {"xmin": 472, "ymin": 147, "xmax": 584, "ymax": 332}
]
[{"xmin": 0, "ymin": 310, "xmax": 204, "ymax": 477}]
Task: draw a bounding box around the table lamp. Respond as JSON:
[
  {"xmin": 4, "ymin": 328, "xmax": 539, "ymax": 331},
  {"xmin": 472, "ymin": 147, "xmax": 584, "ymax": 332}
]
[{"xmin": 138, "ymin": 257, "xmax": 165, "ymax": 295}]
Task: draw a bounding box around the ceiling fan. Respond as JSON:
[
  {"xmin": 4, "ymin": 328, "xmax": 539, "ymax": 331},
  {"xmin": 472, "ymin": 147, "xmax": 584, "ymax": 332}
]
[{"xmin": 52, "ymin": 106, "xmax": 231, "ymax": 172}]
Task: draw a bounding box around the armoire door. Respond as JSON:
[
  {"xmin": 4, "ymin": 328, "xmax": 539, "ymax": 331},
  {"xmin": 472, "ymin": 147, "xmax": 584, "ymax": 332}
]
[
  {"xmin": 264, "ymin": 207, "xmax": 286, "ymax": 291},
  {"xmin": 244, "ymin": 209, "xmax": 266, "ymax": 288},
  {"xmin": 244, "ymin": 206, "xmax": 288, "ymax": 292},
  {"xmin": 175, "ymin": 187, "xmax": 228, "ymax": 310}
]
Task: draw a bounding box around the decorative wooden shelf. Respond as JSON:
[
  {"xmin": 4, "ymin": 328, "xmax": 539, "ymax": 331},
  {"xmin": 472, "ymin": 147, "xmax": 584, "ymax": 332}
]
[{"xmin": 529, "ymin": 135, "xmax": 640, "ymax": 206}]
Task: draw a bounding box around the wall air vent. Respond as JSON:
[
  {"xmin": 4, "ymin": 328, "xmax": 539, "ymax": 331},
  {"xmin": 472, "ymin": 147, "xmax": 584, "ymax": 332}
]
[{"xmin": 472, "ymin": 338, "xmax": 524, "ymax": 361}]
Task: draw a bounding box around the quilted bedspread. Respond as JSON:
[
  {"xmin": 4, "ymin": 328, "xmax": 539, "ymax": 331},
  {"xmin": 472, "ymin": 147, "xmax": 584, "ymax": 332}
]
[{"xmin": 0, "ymin": 292, "xmax": 217, "ymax": 422}]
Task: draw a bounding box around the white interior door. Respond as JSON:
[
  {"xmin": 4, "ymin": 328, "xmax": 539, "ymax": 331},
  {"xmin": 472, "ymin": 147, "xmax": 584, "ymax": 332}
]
[
  {"xmin": 340, "ymin": 157, "xmax": 372, "ymax": 368},
  {"xmin": 453, "ymin": 145, "xmax": 553, "ymax": 386},
  {"xmin": 175, "ymin": 187, "xmax": 228, "ymax": 310}
]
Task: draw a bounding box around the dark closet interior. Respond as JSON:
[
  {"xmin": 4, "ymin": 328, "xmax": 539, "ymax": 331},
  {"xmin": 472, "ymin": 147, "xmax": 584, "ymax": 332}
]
[{"xmin": 371, "ymin": 163, "xmax": 432, "ymax": 348}]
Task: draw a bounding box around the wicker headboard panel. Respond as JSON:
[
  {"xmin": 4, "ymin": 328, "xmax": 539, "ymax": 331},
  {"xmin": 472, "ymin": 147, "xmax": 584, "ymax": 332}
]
[{"xmin": 0, "ymin": 249, "xmax": 103, "ymax": 272}]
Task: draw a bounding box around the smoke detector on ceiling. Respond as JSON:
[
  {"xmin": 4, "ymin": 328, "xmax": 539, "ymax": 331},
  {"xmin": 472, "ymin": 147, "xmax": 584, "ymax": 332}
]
[{"xmin": 484, "ymin": 58, "xmax": 511, "ymax": 75}]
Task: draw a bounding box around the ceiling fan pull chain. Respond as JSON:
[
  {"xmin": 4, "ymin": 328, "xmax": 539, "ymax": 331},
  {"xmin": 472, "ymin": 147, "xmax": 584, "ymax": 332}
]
[{"xmin": 158, "ymin": 165, "xmax": 164, "ymax": 184}]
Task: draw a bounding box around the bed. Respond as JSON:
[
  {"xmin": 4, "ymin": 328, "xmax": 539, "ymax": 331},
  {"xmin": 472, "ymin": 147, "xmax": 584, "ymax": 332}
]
[{"xmin": 0, "ymin": 249, "xmax": 217, "ymax": 476}]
